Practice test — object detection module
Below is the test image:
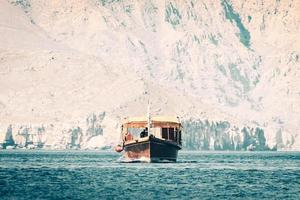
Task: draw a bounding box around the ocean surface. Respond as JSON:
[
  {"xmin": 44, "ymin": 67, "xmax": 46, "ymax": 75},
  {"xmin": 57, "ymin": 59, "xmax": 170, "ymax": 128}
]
[{"xmin": 0, "ymin": 151, "xmax": 300, "ymax": 199}]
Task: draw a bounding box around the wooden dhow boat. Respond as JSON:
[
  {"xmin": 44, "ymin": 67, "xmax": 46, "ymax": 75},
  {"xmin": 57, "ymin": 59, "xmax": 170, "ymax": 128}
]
[{"xmin": 115, "ymin": 116, "xmax": 182, "ymax": 162}]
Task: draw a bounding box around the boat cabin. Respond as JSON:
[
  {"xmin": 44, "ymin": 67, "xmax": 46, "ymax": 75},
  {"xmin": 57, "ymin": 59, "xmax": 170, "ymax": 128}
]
[{"xmin": 121, "ymin": 116, "xmax": 182, "ymax": 146}]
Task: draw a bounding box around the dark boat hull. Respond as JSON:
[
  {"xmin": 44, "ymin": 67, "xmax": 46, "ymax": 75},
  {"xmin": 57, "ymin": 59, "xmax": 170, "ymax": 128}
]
[{"xmin": 124, "ymin": 136, "xmax": 181, "ymax": 162}]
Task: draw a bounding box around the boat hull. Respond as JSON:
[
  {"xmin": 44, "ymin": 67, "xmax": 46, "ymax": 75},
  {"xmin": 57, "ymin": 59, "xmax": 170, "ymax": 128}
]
[{"xmin": 124, "ymin": 136, "xmax": 181, "ymax": 162}]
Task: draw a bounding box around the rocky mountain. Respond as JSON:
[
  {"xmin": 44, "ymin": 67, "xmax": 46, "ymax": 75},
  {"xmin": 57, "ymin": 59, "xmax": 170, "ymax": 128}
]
[{"xmin": 0, "ymin": 0, "xmax": 299, "ymax": 150}]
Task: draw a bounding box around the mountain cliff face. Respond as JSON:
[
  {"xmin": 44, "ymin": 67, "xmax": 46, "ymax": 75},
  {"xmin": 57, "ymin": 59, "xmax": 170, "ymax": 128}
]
[{"xmin": 0, "ymin": 0, "xmax": 299, "ymax": 150}]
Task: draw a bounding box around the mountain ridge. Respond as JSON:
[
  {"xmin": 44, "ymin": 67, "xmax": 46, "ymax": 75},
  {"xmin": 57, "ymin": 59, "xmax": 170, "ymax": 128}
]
[{"xmin": 0, "ymin": 0, "xmax": 299, "ymax": 150}]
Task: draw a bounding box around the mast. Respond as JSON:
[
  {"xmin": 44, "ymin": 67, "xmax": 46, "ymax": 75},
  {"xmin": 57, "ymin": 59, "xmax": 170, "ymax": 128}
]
[
  {"xmin": 145, "ymin": 78, "xmax": 152, "ymax": 137},
  {"xmin": 147, "ymin": 100, "xmax": 151, "ymax": 136}
]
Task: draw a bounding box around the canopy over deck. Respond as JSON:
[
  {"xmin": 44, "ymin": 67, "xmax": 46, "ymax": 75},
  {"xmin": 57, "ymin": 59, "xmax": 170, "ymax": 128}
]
[{"xmin": 123, "ymin": 116, "xmax": 181, "ymax": 128}]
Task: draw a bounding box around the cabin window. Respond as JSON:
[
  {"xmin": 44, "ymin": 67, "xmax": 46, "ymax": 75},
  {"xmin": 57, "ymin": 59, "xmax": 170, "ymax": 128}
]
[
  {"xmin": 162, "ymin": 128, "xmax": 168, "ymax": 139},
  {"xmin": 127, "ymin": 127, "xmax": 147, "ymax": 140},
  {"xmin": 152, "ymin": 127, "xmax": 161, "ymax": 138},
  {"xmin": 169, "ymin": 128, "xmax": 175, "ymax": 141},
  {"xmin": 161, "ymin": 128, "xmax": 176, "ymax": 141},
  {"xmin": 178, "ymin": 130, "xmax": 182, "ymax": 145}
]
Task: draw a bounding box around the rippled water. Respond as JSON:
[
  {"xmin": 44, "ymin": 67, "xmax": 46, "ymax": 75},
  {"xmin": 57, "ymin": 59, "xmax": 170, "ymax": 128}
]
[{"xmin": 0, "ymin": 150, "xmax": 300, "ymax": 199}]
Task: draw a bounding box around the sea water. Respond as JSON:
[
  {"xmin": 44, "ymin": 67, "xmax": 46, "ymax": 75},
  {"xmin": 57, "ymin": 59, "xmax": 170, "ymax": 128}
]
[{"xmin": 0, "ymin": 150, "xmax": 299, "ymax": 199}]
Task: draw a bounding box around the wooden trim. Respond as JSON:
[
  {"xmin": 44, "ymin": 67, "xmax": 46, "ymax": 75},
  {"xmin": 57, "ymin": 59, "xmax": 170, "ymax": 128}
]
[{"xmin": 124, "ymin": 121, "xmax": 180, "ymax": 128}]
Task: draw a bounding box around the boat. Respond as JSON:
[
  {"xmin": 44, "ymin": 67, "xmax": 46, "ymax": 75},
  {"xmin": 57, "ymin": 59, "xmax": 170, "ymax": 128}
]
[
  {"xmin": 2, "ymin": 125, "xmax": 16, "ymax": 149},
  {"xmin": 15, "ymin": 126, "xmax": 45, "ymax": 149},
  {"xmin": 115, "ymin": 116, "xmax": 182, "ymax": 162}
]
